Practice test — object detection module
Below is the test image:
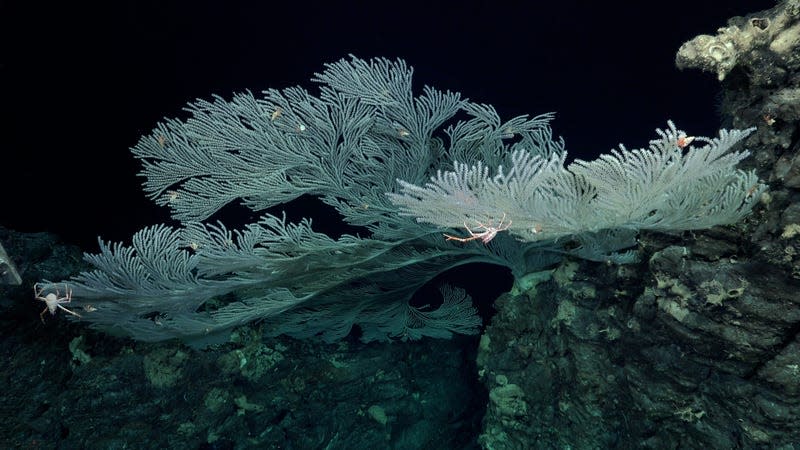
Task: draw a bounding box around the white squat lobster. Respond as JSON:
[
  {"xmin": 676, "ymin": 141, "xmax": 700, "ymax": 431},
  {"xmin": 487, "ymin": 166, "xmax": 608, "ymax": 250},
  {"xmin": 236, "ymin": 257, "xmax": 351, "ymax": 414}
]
[
  {"xmin": 33, "ymin": 283, "xmax": 82, "ymax": 323},
  {"xmin": 444, "ymin": 213, "xmax": 513, "ymax": 244}
]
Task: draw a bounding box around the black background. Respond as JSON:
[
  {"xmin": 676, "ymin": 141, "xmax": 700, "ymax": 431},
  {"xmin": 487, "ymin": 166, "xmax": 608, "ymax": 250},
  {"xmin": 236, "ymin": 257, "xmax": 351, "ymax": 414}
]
[{"xmin": 1, "ymin": 0, "xmax": 776, "ymax": 249}]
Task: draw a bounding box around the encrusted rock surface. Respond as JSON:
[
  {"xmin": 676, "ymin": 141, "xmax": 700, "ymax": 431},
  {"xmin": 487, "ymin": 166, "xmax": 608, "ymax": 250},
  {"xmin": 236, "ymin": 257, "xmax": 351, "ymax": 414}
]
[{"xmin": 479, "ymin": 1, "xmax": 800, "ymax": 448}]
